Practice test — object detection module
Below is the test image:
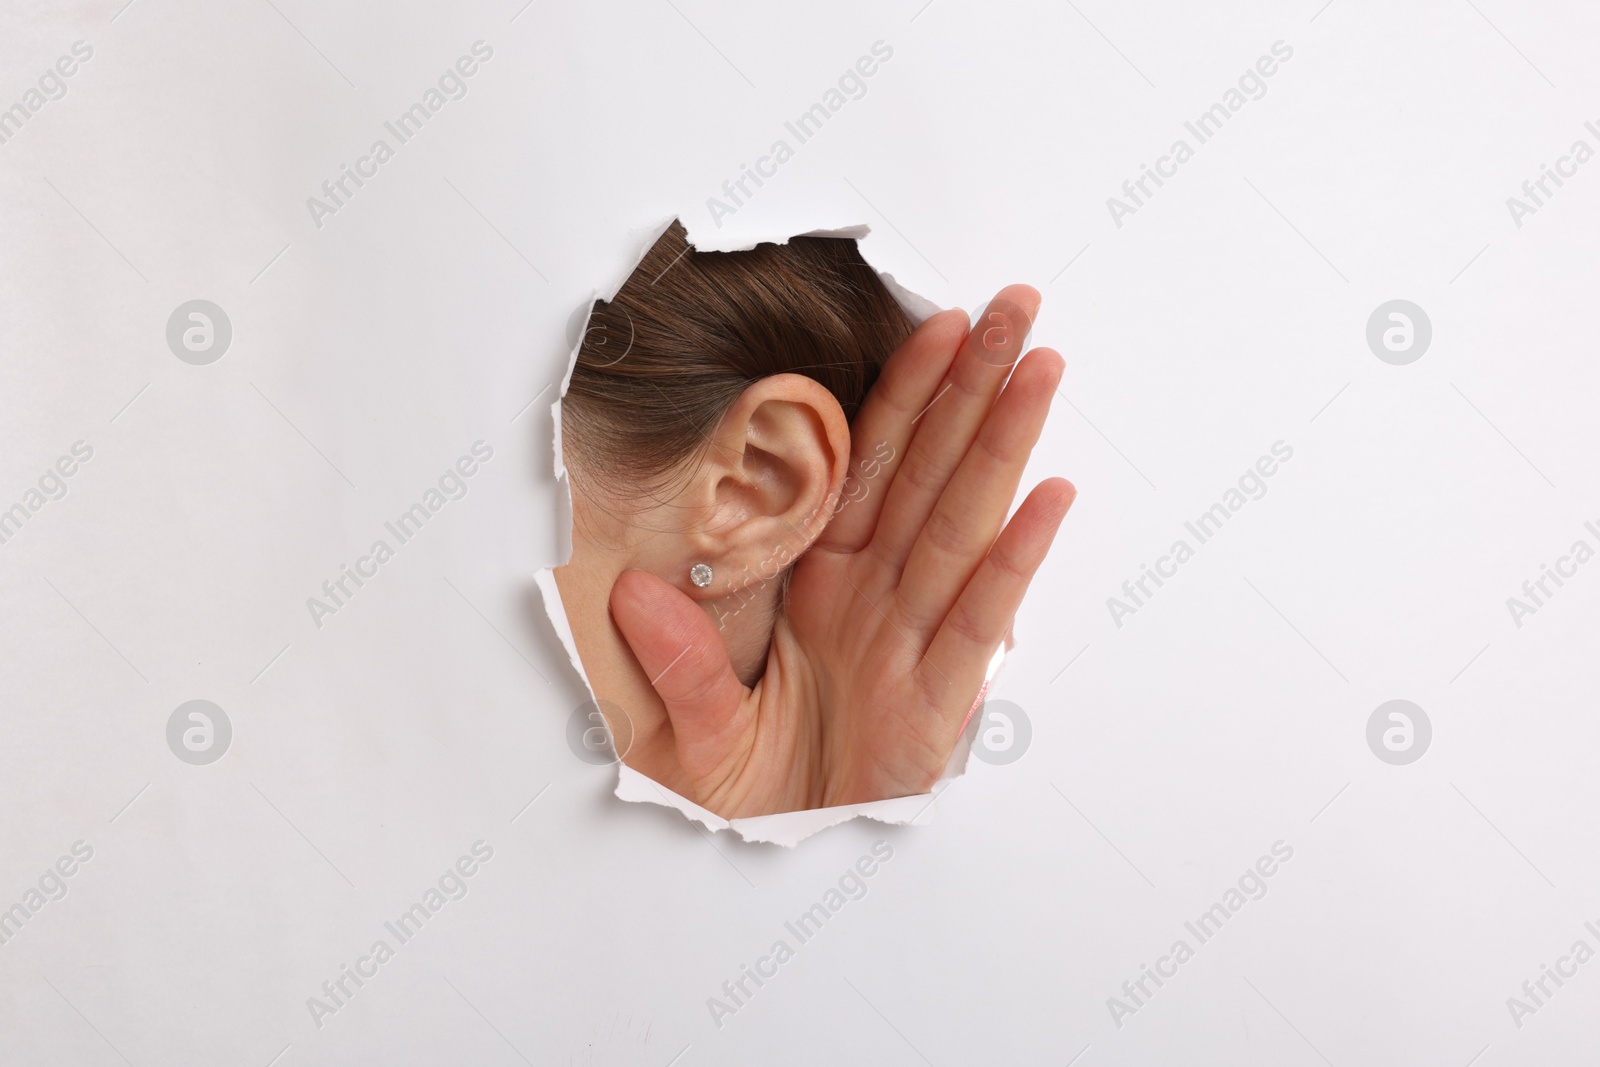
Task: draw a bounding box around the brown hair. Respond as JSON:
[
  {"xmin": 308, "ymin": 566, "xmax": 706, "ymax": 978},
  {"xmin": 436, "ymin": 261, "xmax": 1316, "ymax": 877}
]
[{"xmin": 561, "ymin": 220, "xmax": 915, "ymax": 494}]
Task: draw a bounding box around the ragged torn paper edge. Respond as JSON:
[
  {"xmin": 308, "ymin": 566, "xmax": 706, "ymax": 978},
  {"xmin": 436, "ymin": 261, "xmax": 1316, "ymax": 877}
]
[{"xmin": 535, "ymin": 215, "xmax": 1003, "ymax": 846}]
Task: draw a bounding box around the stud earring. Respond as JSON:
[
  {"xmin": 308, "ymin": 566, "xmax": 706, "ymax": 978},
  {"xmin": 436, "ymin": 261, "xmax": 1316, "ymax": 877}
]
[{"xmin": 689, "ymin": 563, "xmax": 714, "ymax": 588}]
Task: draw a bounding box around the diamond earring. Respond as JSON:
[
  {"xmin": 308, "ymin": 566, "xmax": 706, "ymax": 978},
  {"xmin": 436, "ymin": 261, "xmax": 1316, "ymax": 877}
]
[{"xmin": 689, "ymin": 563, "xmax": 713, "ymax": 588}]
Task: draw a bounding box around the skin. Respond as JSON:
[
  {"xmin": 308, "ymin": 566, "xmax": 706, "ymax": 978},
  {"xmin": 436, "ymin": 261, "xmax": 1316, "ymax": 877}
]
[{"xmin": 553, "ymin": 284, "xmax": 1074, "ymax": 817}]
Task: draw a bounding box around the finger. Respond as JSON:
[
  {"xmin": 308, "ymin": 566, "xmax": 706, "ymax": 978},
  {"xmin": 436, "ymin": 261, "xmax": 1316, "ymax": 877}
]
[
  {"xmin": 868, "ymin": 285, "xmax": 1041, "ymax": 571},
  {"xmin": 609, "ymin": 570, "xmax": 749, "ymax": 777},
  {"xmin": 920, "ymin": 478, "xmax": 1075, "ymax": 710},
  {"xmin": 813, "ymin": 308, "xmax": 969, "ymax": 553},
  {"xmin": 896, "ymin": 347, "xmax": 1064, "ymax": 633}
]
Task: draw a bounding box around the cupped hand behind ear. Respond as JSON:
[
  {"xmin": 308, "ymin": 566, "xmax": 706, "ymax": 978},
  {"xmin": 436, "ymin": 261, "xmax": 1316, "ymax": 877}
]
[{"xmin": 608, "ymin": 285, "xmax": 1075, "ymax": 818}]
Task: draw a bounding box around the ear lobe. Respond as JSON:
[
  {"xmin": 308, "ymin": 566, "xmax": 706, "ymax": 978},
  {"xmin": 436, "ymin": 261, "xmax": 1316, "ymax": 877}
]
[{"xmin": 693, "ymin": 373, "xmax": 850, "ymax": 581}]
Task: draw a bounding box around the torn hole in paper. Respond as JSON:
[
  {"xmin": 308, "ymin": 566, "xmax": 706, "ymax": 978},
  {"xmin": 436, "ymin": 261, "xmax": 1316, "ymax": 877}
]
[{"xmin": 536, "ymin": 217, "xmax": 1016, "ymax": 846}]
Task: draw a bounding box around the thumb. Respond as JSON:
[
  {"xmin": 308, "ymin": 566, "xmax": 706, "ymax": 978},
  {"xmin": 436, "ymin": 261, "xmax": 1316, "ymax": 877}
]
[{"xmin": 609, "ymin": 569, "xmax": 748, "ymax": 775}]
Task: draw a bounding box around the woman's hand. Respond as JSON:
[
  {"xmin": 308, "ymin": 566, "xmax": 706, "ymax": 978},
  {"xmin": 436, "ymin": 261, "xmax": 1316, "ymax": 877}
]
[{"xmin": 608, "ymin": 285, "xmax": 1074, "ymax": 817}]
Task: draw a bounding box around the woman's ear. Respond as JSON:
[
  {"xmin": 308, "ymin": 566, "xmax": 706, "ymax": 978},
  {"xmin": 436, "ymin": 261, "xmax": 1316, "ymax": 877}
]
[{"xmin": 679, "ymin": 373, "xmax": 850, "ymax": 597}]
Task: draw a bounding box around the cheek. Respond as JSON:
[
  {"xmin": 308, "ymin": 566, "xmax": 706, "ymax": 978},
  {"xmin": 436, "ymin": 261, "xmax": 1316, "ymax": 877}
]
[
  {"xmin": 567, "ymin": 476, "xmax": 706, "ymax": 578},
  {"xmin": 567, "ymin": 471, "xmax": 646, "ymax": 549}
]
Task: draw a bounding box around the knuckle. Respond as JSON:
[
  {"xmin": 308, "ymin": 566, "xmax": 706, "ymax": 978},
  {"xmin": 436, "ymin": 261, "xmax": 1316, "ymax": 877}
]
[
  {"xmin": 921, "ymin": 507, "xmax": 970, "ymax": 557},
  {"xmin": 944, "ymin": 601, "xmax": 994, "ymax": 647},
  {"xmin": 986, "ymin": 543, "xmax": 1029, "ymax": 584}
]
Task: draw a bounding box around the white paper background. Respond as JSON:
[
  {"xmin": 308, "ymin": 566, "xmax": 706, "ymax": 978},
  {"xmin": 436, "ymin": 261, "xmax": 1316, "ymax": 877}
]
[{"xmin": 3, "ymin": 0, "xmax": 1598, "ymax": 1063}]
